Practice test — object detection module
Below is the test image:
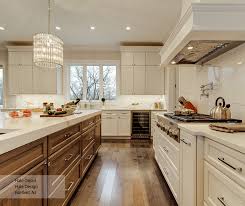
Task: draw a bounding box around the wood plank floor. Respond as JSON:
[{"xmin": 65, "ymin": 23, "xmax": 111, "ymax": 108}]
[{"xmin": 70, "ymin": 141, "xmax": 178, "ymax": 206}]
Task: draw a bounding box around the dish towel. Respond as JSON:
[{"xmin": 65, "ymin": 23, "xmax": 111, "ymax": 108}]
[{"xmin": 209, "ymin": 123, "xmax": 245, "ymax": 133}]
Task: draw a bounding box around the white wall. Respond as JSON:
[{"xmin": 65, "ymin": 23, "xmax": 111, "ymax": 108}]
[{"xmin": 177, "ymin": 43, "xmax": 245, "ymax": 120}]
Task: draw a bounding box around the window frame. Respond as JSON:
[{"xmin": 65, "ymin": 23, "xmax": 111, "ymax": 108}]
[{"xmin": 66, "ymin": 60, "xmax": 120, "ymax": 101}]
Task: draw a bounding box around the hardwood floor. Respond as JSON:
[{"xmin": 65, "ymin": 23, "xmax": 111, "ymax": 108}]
[{"xmin": 70, "ymin": 141, "xmax": 178, "ymax": 206}]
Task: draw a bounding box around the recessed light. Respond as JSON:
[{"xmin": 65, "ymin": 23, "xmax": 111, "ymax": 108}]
[
  {"xmin": 237, "ymin": 61, "xmax": 243, "ymax": 65},
  {"xmin": 171, "ymin": 61, "xmax": 176, "ymax": 65},
  {"xmin": 0, "ymin": 26, "xmax": 5, "ymax": 31},
  {"xmin": 55, "ymin": 26, "xmax": 61, "ymax": 30},
  {"xmin": 126, "ymin": 26, "xmax": 131, "ymax": 31},
  {"xmin": 90, "ymin": 26, "xmax": 95, "ymax": 30},
  {"xmin": 187, "ymin": 46, "xmax": 193, "ymax": 50}
]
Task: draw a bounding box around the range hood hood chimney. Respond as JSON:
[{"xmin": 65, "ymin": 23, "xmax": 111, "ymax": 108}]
[{"xmin": 160, "ymin": 3, "xmax": 245, "ymax": 65}]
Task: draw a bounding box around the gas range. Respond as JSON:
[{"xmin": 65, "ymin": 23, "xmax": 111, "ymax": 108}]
[{"xmin": 164, "ymin": 113, "xmax": 242, "ymax": 123}]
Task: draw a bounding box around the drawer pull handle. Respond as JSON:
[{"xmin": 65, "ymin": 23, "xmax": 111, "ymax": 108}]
[
  {"xmin": 85, "ymin": 155, "xmax": 93, "ymax": 160},
  {"xmin": 181, "ymin": 139, "xmax": 191, "ymax": 146},
  {"xmin": 217, "ymin": 197, "xmax": 227, "ymax": 206},
  {"xmin": 65, "ymin": 181, "xmax": 74, "ymax": 192},
  {"xmin": 65, "ymin": 154, "xmax": 73, "ymax": 162},
  {"xmin": 218, "ymin": 157, "xmax": 243, "ymax": 173},
  {"xmin": 65, "ymin": 133, "xmax": 71, "ymax": 138}
]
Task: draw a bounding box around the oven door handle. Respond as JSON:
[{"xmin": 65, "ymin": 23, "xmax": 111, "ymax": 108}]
[{"xmin": 180, "ymin": 138, "xmax": 191, "ymax": 146}]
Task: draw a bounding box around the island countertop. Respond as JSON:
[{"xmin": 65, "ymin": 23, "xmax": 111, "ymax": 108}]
[{"xmin": 0, "ymin": 110, "xmax": 101, "ymax": 155}]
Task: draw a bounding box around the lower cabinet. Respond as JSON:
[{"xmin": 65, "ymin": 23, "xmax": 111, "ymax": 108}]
[
  {"xmin": 0, "ymin": 114, "xmax": 102, "ymax": 206},
  {"xmin": 102, "ymin": 111, "xmax": 131, "ymax": 138},
  {"xmin": 0, "ymin": 161, "xmax": 48, "ymax": 206},
  {"xmin": 179, "ymin": 131, "xmax": 197, "ymax": 206}
]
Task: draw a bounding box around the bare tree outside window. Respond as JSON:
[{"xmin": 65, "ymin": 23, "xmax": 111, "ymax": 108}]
[
  {"xmin": 70, "ymin": 66, "xmax": 83, "ymax": 100},
  {"xmin": 103, "ymin": 66, "xmax": 116, "ymax": 100},
  {"xmin": 69, "ymin": 64, "xmax": 117, "ymax": 101},
  {"xmin": 87, "ymin": 66, "xmax": 100, "ymax": 100}
]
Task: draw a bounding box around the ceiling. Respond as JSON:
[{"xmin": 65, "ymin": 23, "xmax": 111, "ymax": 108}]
[{"xmin": 0, "ymin": 0, "xmax": 181, "ymax": 50}]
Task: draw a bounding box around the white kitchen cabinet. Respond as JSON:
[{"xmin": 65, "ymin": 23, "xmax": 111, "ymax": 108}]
[
  {"xmin": 121, "ymin": 52, "xmax": 145, "ymax": 66},
  {"xmin": 133, "ymin": 66, "xmax": 145, "ymax": 95},
  {"xmin": 145, "ymin": 66, "xmax": 164, "ymax": 95},
  {"xmin": 118, "ymin": 112, "xmax": 131, "ymax": 136},
  {"xmin": 180, "ymin": 131, "xmax": 197, "ymax": 206},
  {"xmin": 133, "ymin": 52, "xmax": 145, "ymax": 65},
  {"xmin": 121, "ymin": 66, "xmax": 134, "ymax": 95},
  {"xmin": 8, "ymin": 65, "xmax": 33, "ymax": 94},
  {"xmin": 120, "ymin": 46, "xmax": 163, "ymax": 95},
  {"xmin": 20, "ymin": 66, "xmax": 33, "ymax": 94},
  {"xmin": 8, "ymin": 51, "xmax": 33, "ymax": 65},
  {"xmin": 102, "ymin": 114, "xmax": 118, "ymax": 136},
  {"xmin": 102, "ymin": 111, "xmax": 131, "ymax": 138},
  {"xmin": 33, "ymin": 67, "xmax": 62, "ymax": 94},
  {"xmin": 204, "ymin": 161, "xmax": 245, "ymax": 206},
  {"xmin": 121, "ymin": 52, "xmax": 134, "ymax": 66},
  {"xmin": 146, "ymin": 52, "xmax": 161, "ymax": 66},
  {"xmin": 7, "ymin": 47, "xmax": 63, "ymax": 95}
]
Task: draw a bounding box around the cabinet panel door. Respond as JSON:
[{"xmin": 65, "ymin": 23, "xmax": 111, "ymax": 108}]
[
  {"xmin": 121, "ymin": 52, "xmax": 134, "ymax": 66},
  {"xmin": 8, "ymin": 52, "xmax": 33, "ymax": 65},
  {"xmin": 121, "ymin": 66, "xmax": 134, "ymax": 95},
  {"xmin": 180, "ymin": 132, "xmax": 197, "ymax": 206},
  {"xmin": 146, "ymin": 52, "xmax": 161, "ymax": 66},
  {"xmin": 145, "ymin": 66, "xmax": 164, "ymax": 95},
  {"xmin": 0, "ymin": 161, "xmax": 47, "ymax": 206},
  {"xmin": 133, "ymin": 66, "xmax": 145, "ymax": 95},
  {"xmin": 118, "ymin": 116, "xmax": 131, "ymax": 136},
  {"xmin": 101, "ymin": 116, "xmax": 118, "ymax": 136},
  {"xmin": 133, "ymin": 52, "xmax": 145, "ymax": 66},
  {"xmin": 33, "ymin": 67, "xmax": 57, "ymax": 94},
  {"xmin": 20, "ymin": 65, "xmax": 33, "ymax": 94},
  {"xmin": 8, "ymin": 65, "xmax": 20, "ymax": 95}
]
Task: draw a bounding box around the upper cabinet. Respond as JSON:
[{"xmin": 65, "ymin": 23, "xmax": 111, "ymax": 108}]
[
  {"xmin": 120, "ymin": 46, "xmax": 164, "ymax": 95},
  {"xmin": 7, "ymin": 47, "xmax": 62, "ymax": 95},
  {"xmin": 121, "ymin": 52, "xmax": 145, "ymax": 66}
]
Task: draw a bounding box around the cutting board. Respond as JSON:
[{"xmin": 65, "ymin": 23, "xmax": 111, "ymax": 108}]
[{"xmin": 40, "ymin": 113, "xmax": 73, "ymax": 117}]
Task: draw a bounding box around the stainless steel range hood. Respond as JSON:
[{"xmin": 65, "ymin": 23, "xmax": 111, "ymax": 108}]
[{"xmin": 160, "ymin": 3, "xmax": 245, "ymax": 65}]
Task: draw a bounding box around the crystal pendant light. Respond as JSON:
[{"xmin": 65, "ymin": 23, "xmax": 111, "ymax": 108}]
[{"xmin": 33, "ymin": 0, "xmax": 63, "ymax": 69}]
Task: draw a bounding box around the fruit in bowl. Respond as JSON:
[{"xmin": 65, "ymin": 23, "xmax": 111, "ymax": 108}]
[
  {"xmin": 9, "ymin": 111, "xmax": 23, "ymax": 118},
  {"xmin": 22, "ymin": 109, "xmax": 32, "ymax": 117}
]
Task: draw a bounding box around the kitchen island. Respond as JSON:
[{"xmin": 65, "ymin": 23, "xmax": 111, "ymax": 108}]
[{"xmin": 0, "ymin": 110, "xmax": 102, "ymax": 206}]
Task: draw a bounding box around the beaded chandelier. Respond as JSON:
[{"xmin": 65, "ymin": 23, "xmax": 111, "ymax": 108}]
[{"xmin": 33, "ymin": 0, "xmax": 63, "ymax": 69}]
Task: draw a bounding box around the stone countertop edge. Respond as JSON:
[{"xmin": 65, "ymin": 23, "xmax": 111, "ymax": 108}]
[{"xmin": 0, "ymin": 110, "xmax": 101, "ymax": 155}]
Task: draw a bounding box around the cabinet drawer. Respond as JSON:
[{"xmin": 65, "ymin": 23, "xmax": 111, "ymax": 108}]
[
  {"xmin": 0, "ymin": 137, "xmax": 47, "ymax": 189},
  {"xmin": 81, "ymin": 127, "xmax": 95, "ymax": 154},
  {"xmin": 204, "ymin": 161, "xmax": 245, "ymax": 206},
  {"xmin": 158, "ymin": 132, "xmax": 179, "ymax": 173},
  {"xmin": 95, "ymin": 115, "xmax": 101, "ymax": 123},
  {"xmin": 48, "ymin": 137, "xmax": 80, "ymax": 177},
  {"xmin": 81, "ymin": 143, "xmax": 95, "ymax": 177},
  {"xmin": 205, "ymin": 139, "xmax": 245, "ymax": 188},
  {"xmin": 155, "ymin": 147, "xmax": 179, "ymax": 201},
  {"xmin": 49, "ymin": 161, "xmax": 80, "ymax": 206},
  {"xmin": 48, "ymin": 124, "xmax": 80, "ymax": 155},
  {"xmin": 81, "ymin": 117, "xmax": 95, "ymax": 133}
]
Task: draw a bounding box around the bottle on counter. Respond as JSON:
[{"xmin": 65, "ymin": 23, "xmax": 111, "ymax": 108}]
[
  {"xmin": 43, "ymin": 102, "xmax": 48, "ymax": 113},
  {"xmin": 50, "ymin": 103, "xmax": 54, "ymax": 111}
]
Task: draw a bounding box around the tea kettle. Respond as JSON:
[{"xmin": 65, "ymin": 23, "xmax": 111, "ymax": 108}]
[{"xmin": 210, "ymin": 97, "xmax": 226, "ymax": 120}]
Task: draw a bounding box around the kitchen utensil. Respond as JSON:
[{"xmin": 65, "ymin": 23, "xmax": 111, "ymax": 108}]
[
  {"xmin": 210, "ymin": 97, "xmax": 226, "ymax": 119},
  {"xmin": 225, "ymin": 104, "xmax": 231, "ymax": 119}
]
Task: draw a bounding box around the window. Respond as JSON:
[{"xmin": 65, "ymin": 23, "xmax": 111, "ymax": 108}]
[
  {"xmin": 70, "ymin": 66, "xmax": 84, "ymax": 100},
  {"xmin": 0, "ymin": 67, "xmax": 3, "ymax": 106},
  {"xmin": 87, "ymin": 66, "xmax": 100, "ymax": 100},
  {"xmin": 69, "ymin": 64, "xmax": 117, "ymax": 101},
  {"xmin": 103, "ymin": 66, "xmax": 116, "ymax": 100}
]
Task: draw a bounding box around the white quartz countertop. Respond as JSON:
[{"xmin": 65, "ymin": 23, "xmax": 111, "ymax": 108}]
[
  {"xmin": 0, "ymin": 110, "xmax": 101, "ymax": 155},
  {"xmin": 157, "ymin": 114, "xmax": 245, "ymax": 154}
]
